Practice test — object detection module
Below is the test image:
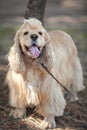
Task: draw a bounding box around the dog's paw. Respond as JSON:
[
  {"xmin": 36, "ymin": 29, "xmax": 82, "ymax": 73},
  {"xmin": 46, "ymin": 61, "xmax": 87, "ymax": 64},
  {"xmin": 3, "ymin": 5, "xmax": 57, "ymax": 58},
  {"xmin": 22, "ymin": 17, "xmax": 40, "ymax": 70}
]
[
  {"xmin": 40, "ymin": 117, "xmax": 56, "ymax": 129},
  {"xmin": 9, "ymin": 108, "xmax": 25, "ymax": 119}
]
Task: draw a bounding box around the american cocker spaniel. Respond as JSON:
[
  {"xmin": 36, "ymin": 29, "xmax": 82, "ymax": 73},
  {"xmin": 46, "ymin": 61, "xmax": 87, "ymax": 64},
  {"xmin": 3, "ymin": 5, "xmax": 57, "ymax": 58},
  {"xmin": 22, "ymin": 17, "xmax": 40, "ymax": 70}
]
[{"xmin": 6, "ymin": 18, "xmax": 85, "ymax": 129}]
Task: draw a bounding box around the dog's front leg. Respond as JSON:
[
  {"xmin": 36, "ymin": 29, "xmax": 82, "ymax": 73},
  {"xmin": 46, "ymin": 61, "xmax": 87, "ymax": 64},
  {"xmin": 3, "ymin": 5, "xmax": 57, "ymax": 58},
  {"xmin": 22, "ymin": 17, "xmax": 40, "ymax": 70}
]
[{"xmin": 38, "ymin": 81, "xmax": 66, "ymax": 129}]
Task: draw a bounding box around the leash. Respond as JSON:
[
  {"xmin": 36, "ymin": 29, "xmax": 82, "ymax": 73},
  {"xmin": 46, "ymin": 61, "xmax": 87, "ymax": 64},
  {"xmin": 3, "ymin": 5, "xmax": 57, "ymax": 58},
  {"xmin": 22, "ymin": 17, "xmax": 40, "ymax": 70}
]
[{"xmin": 40, "ymin": 61, "xmax": 73, "ymax": 96}]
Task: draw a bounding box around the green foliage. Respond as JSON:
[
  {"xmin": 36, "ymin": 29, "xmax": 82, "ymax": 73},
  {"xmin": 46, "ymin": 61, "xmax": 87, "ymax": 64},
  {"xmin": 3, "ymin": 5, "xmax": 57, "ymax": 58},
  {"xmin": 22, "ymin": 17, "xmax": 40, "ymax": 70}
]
[{"xmin": 0, "ymin": 26, "xmax": 16, "ymax": 52}]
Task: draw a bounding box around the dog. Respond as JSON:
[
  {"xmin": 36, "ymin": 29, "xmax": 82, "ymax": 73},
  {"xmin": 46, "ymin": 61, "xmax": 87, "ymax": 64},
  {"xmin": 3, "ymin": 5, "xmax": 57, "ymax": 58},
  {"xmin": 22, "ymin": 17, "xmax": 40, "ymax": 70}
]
[{"xmin": 6, "ymin": 18, "xmax": 85, "ymax": 129}]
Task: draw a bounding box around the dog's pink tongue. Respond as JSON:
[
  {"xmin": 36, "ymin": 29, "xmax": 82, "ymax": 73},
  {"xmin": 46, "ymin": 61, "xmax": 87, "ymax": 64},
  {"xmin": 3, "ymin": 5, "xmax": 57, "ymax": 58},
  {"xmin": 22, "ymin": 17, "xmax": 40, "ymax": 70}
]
[{"xmin": 29, "ymin": 46, "xmax": 40, "ymax": 58}]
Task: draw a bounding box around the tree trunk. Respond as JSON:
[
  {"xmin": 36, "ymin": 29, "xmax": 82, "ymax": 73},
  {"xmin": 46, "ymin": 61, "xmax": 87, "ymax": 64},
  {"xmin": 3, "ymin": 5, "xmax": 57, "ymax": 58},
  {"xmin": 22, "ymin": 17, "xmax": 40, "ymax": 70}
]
[{"xmin": 25, "ymin": 0, "xmax": 47, "ymax": 24}]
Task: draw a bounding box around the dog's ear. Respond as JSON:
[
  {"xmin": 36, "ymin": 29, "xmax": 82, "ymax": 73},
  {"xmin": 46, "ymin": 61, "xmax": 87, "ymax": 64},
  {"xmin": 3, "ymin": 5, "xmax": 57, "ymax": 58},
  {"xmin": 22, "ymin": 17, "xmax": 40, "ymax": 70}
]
[
  {"xmin": 7, "ymin": 30, "xmax": 25, "ymax": 73},
  {"xmin": 44, "ymin": 30, "xmax": 51, "ymax": 44},
  {"xmin": 40, "ymin": 30, "xmax": 53, "ymax": 70}
]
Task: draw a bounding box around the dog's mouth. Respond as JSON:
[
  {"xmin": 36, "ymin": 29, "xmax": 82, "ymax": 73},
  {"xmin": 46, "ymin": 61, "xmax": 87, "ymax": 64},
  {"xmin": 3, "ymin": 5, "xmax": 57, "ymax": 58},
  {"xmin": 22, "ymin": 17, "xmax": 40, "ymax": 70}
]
[{"xmin": 25, "ymin": 44, "xmax": 41, "ymax": 58}]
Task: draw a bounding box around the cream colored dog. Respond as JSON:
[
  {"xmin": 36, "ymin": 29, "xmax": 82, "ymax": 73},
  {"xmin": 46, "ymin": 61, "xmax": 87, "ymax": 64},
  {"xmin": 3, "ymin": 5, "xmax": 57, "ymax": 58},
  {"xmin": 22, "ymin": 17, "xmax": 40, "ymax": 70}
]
[{"xmin": 6, "ymin": 18, "xmax": 84, "ymax": 129}]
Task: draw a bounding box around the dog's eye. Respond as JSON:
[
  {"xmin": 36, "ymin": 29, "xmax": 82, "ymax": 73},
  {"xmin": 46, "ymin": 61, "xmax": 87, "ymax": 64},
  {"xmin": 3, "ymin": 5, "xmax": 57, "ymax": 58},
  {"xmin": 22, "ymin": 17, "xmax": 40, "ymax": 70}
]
[
  {"xmin": 24, "ymin": 31, "xmax": 29, "ymax": 35},
  {"xmin": 38, "ymin": 32, "xmax": 42, "ymax": 35}
]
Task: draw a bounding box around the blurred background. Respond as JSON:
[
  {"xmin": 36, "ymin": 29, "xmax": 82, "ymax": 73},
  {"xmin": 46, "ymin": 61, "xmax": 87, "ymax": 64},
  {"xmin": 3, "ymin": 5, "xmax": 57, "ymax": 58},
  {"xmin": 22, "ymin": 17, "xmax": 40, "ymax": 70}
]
[
  {"xmin": 0, "ymin": 0, "xmax": 87, "ymax": 130},
  {"xmin": 0, "ymin": 0, "xmax": 87, "ymax": 29}
]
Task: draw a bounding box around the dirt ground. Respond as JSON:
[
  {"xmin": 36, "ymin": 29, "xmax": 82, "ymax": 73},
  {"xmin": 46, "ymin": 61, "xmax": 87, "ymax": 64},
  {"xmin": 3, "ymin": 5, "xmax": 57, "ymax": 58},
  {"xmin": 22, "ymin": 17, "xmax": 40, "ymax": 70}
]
[{"xmin": 0, "ymin": 0, "xmax": 87, "ymax": 129}]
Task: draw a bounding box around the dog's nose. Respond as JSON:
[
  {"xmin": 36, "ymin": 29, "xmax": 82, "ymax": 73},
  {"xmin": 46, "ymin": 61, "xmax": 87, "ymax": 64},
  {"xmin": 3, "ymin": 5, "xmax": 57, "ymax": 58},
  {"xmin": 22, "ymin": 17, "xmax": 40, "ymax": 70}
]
[{"xmin": 30, "ymin": 34, "xmax": 38, "ymax": 41}]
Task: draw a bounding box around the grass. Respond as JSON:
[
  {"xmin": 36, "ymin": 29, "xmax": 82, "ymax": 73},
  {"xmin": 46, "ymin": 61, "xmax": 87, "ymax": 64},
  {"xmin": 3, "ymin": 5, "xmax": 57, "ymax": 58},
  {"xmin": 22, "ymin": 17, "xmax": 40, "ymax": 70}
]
[{"xmin": 0, "ymin": 26, "xmax": 16, "ymax": 52}]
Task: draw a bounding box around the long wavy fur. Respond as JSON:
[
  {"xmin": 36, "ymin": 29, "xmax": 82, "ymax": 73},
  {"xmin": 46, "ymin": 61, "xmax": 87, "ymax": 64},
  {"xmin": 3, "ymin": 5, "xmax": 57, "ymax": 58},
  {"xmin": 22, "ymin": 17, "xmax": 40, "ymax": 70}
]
[{"xmin": 6, "ymin": 18, "xmax": 85, "ymax": 129}]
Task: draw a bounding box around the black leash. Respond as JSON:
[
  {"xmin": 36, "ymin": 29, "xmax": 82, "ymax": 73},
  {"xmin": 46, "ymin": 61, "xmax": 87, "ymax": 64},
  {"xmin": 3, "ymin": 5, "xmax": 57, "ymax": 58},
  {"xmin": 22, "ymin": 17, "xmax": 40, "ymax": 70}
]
[{"xmin": 40, "ymin": 62, "xmax": 73, "ymax": 96}]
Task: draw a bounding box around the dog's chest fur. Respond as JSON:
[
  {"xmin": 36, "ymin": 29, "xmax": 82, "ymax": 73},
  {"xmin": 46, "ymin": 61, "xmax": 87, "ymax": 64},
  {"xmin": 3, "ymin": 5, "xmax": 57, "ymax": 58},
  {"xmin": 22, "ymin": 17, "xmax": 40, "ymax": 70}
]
[{"xmin": 24, "ymin": 62, "xmax": 45, "ymax": 107}]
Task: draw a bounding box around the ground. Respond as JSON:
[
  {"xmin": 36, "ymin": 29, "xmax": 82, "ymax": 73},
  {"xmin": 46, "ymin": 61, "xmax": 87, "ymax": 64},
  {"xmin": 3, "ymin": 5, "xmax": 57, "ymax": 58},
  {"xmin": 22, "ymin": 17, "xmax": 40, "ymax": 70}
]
[{"xmin": 0, "ymin": 0, "xmax": 87, "ymax": 129}]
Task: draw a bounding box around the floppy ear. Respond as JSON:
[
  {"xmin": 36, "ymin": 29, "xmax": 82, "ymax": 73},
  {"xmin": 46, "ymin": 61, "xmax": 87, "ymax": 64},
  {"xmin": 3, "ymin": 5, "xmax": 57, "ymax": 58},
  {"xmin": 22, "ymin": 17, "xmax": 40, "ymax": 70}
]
[
  {"xmin": 44, "ymin": 30, "xmax": 51, "ymax": 44},
  {"xmin": 40, "ymin": 30, "xmax": 53, "ymax": 70},
  {"xmin": 7, "ymin": 30, "xmax": 25, "ymax": 73}
]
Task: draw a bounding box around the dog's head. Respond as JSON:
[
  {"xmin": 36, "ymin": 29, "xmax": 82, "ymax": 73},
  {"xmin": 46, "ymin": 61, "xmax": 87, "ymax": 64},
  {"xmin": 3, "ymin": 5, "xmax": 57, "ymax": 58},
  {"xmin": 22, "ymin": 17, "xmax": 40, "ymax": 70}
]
[
  {"xmin": 15, "ymin": 18, "xmax": 50, "ymax": 59},
  {"xmin": 7, "ymin": 18, "xmax": 51, "ymax": 73}
]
